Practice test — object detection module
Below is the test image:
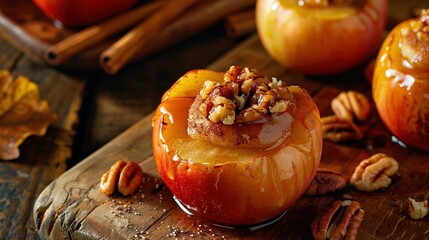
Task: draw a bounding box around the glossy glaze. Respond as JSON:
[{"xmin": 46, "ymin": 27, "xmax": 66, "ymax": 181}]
[
  {"xmin": 256, "ymin": 0, "xmax": 387, "ymax": 74},
  {"xmin": 152, "ymin": 70, "xmax": 322, "ymax": 225},
  {"xmin": 373, "ymin": 18, "xmax": 429, "ymax": 151}
]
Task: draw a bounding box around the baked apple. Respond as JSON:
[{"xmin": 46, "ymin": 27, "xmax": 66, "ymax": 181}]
[
  {"xmin": 152, "ymin": 66, "xmax": 322, "ymax": 225},
  {"xmin": 256, "ymin": 0, "xmax": 387, "ymax": 74},
  {"xmin": 373, "ymin": 9, "xmax": 429, "ymax": 151}
]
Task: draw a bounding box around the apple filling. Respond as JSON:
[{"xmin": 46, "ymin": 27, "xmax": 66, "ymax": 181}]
[{"xmin": 187, "ymin": 66, "xmax": 298, "ymax": 148}]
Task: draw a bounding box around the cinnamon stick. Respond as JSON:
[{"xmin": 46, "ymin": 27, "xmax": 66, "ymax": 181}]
[
  {"xmin": 128, "ymin": 0, "xmax": 257, "ymax": 67},
  {"xmin": 225, "ymin": 10, "xmax": 256, "ymax": 39},
  {"xmin": 44, "ymin": 1, "xmax": 165, "ymax": 65},
  {"xmin": 100, "ymin": 0, "xmax": 199, "ymax": 75}
]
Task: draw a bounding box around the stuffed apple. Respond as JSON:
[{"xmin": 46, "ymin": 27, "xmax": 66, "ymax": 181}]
[
  {"xmin": 152, "ymin": 66, "xmax": 322, "ymax": 225},
  {"xmin": 373, "ymin": 9, "xmax": 429, "ymax": 151}
]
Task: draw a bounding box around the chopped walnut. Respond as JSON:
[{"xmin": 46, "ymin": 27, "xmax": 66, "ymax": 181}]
[
  {"xmin": 198, "ymin": 66, "xmax": 294, "ymax": 125},
  {"xmin": 406, "ymin": 198, "xmax": 428, "ymax": 220},
  {"xmin": 400, "ymin": 9, "xmax": 429, "ymax": 70},
  {"xmin": 350, "ymin": 153, "xmax": 399, "ymax": 192},
  {"xmin": 311, "ymin": 200, "xmax": 364, "ymax": 240}
]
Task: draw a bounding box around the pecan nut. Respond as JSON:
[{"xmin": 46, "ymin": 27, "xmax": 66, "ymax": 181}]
[
  {"xmin": 311, "ymin": 200, "xmax": 364, "ymax": 240},
  {"xmin": 350, "ymin": 153, "xmax": 399, "ymax": 192},
  {"xmin": 406, "ymin": 197, "xmax": 428, "ymax": 220},
  {"xmin": 100, "ymin": 160, "xmax": 143, "ymax": 196},
  {"xmin": 321, "ymin": 115, "xmax": 363, "ymax": 142},
  {"xmin": 331, "ymin": 91, "xmax": 371, "ymax": 122},
  {"xmin": 305, "ymin": 170, "xmax": 347, "ymax": 196}
]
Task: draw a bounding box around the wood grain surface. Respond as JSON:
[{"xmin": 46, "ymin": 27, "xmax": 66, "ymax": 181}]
[
  {"xmin": 33, "ymin": 35, "xmax": 429, "ymax": 239},
  {"xmin": 0, "ymin": 37, "xmax": 85, "ymax": 239}
]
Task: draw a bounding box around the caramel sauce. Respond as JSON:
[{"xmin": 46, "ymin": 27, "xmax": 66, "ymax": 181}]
[{"xmin": 156, "ymin": 90, "xmax": 319, "ymax": 167}]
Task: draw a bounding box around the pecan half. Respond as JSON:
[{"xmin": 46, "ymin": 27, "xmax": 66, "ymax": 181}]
[
  {"xmin": 406, "ymin": 197, "xmax": 428, "ymax": 220},
  {"xmin": 350, "ymin": 153, "xmax": 399, "ymax": 192},
  {"xmin": 198, "ymin": 66, "xmax": 294, "ymax": 125},
  {"xmin": 311, "ymin": 200, "xmax": 364, "ymax": 240},
  {"xmin": 321, "ymin": 115, "xmax": 363, "ymax": 142},
  {"xmin": 100, "ymin": 160, "xmax": 143, "ymax": 196},
  {"xmin": 331, "ymin": 91, "xmax": 371, "ymax": 122},
  {"xmin": 305, "ymin": 170, "xmax": 347, "ymax": 196}
]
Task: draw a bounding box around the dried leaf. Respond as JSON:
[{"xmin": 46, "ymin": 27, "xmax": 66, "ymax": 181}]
[{"xmin": 0, "ymin": 70, "xmax": 57, "ymax": 160}]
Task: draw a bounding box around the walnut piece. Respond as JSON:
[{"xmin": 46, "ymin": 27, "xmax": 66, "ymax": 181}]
[
  {"xmin": 350, "ymin": 153, "xmax": 399, "ymax": 192},
  {"xmin": 331, "ymin": 91, "xmax": 371, "ymax": 122},
  {"xmin": 311, "ymin": 200, "xmax": 364, "ymax": 240},
  {"xmin": 305, "ymin": 170, "xmax": 347, "ymax": 196},
  {"xmin": 100, "ymin": 160, "xmax": 143, "ymax": 196},
  {"xmin": 321, "ymin": 115, "xmax": 363, "ymax": 142},
  {"xmin": 406, "ymin": 197, "xmax": 428, "ymax": 220},
  {"xmin": 198, "ymin": 66, "xmax": 294, "ymax": 125}
]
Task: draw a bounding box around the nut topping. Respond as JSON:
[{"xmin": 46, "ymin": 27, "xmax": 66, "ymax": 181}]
[
  {"xmin": 305, "ymin": 170, "xmax": 347, "ymax": 196},
  {"xmin": 400, "ymin": 9, "xmax": 429, "ymax": 71},
  {"xmin": 350, "ymin": 153, "xmax": 399, "ymax": 192},
  {"xmin": 100, "ymin": 160, "xmax": 143, "ymax": 196},
  {"xmin": 406, "ymin": 197, "xmax": 428, "ymax": 220},
  {"xmin": 331, "ymin": 91, "xmax": 371, "ymax": 122},
  {"xmin": 311, "ymin": 200, "xmax": 364, "ymax": 240},
  {"xmin": 198, "ymin": 66, "xmax": 294, "ymax": 125},
  {"xmin": 321, "ymin": 115, "xmax": 363, "ymax": 142}
]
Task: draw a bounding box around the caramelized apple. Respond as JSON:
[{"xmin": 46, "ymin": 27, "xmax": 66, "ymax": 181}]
[
  {"xmin": 373, "ymin": 9, "xmax": 429, "ymax": 151},
  {"xmin": 152, "ymin": 66, "xmax": 322, "ymax": 225},
  {"xmin": 256, "ymin": 0, "xmax": 387, "ymax": 74}
]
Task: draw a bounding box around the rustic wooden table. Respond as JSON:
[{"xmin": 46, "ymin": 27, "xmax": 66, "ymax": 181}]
[{"xmin": 1, "ymin": 1, "xmax": 429, "ymax": 239}]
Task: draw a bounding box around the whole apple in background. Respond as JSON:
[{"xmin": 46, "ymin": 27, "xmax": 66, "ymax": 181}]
[
  {"xmin": 152, "ymin": 67, "xmax": 322, "ymax": 226},
  {"xmin": 32, "ymin": 0, "xmax": 138, "ymax": 27},
  {"xmin": 372, "ymin": 9, "xmax": 429, "ymax": 151},
  {"xmin": 256, "ymin": 0, "xmax": 388, "ymax": 74}
]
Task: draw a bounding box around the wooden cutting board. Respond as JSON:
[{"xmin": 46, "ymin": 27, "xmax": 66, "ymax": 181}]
[{"xmin": 33, "ymin": 35, "xmax": 429, "ymax": 239}]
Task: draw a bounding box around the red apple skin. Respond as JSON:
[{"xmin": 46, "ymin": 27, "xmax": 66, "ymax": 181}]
[
  {"xmin": 256, "ymin": 0, "xmax": 387, "ymax": 74},
  {"xmin": 372, "ymin": 20, "xmax": 429, "ymax": 151},
  {"xmin": 152, "ymin": 69, "xmax": 322, "ymax": 225},
  {"xmin": 32, "ymin": 0, "xmax": 138, "ymax": 26}
]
